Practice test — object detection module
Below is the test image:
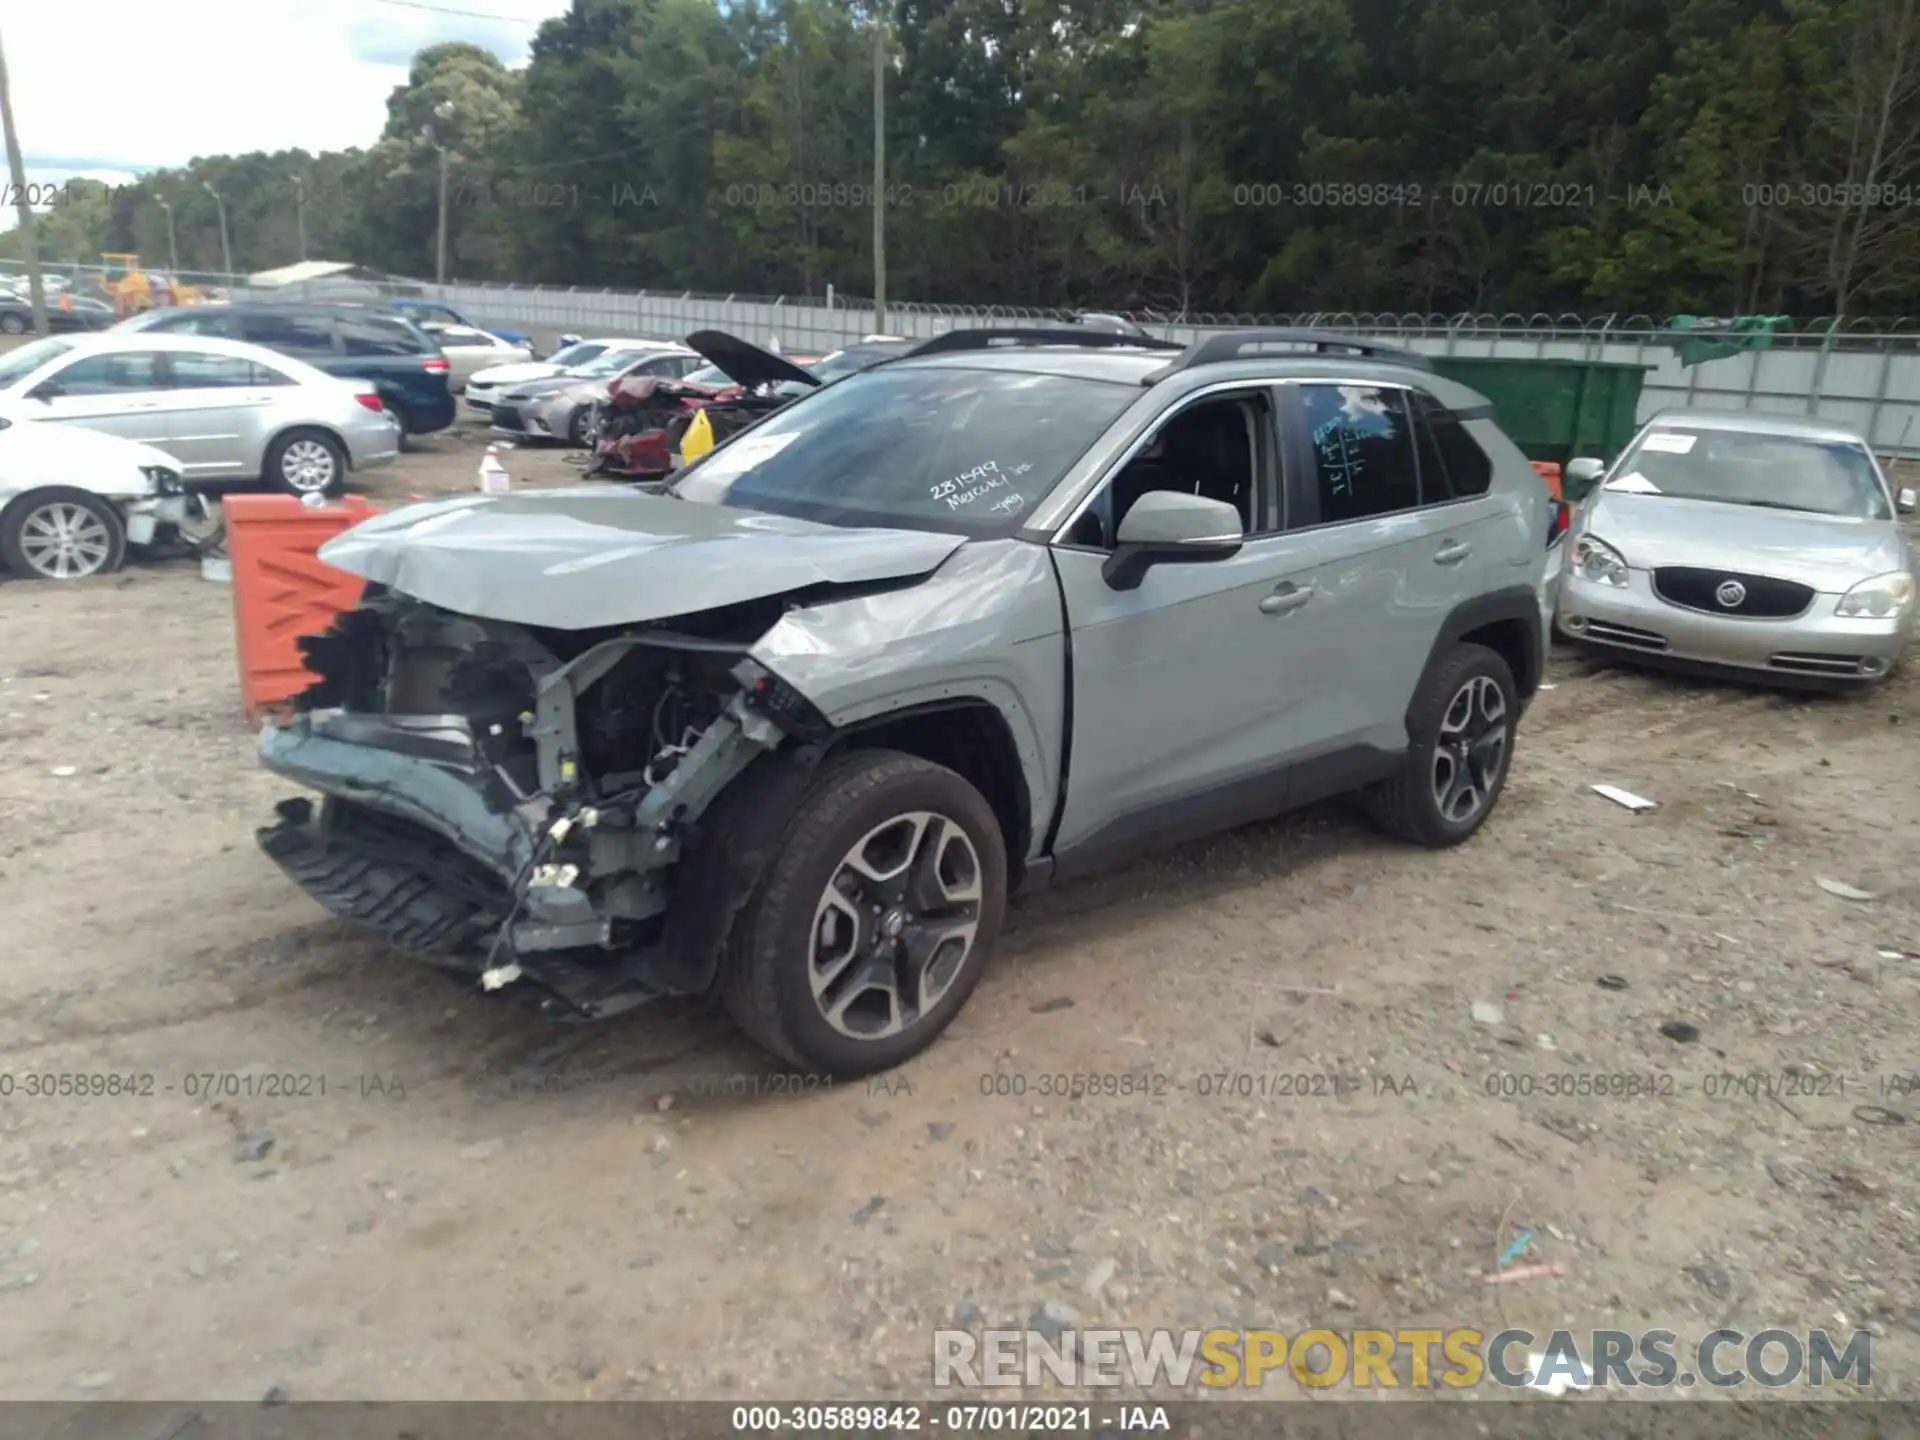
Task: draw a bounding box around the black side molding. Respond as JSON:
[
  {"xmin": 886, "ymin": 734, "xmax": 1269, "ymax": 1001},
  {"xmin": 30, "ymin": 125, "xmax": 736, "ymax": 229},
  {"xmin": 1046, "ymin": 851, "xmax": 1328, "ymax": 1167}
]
[{"xmin": 1408, "ymin": 586, "xmax": 1545, "ymax": 721}]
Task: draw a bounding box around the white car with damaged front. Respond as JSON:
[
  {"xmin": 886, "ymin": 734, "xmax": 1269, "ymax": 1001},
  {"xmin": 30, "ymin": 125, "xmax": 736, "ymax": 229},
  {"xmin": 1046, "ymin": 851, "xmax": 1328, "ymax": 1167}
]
[{"xmin": 0, "ymin": 406, "xmax": 195, "ymax": 580}]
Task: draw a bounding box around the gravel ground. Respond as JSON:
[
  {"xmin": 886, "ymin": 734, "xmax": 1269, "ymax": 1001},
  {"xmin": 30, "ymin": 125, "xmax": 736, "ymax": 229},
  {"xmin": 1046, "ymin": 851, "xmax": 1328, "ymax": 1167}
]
[{"xmin": 0, "ymin": 424, "xmax": 1916, "ymax": 1406}]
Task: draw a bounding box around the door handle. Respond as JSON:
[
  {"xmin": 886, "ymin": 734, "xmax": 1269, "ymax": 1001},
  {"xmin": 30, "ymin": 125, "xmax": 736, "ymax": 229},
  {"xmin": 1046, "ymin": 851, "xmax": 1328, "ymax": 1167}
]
[
  {"xmin": 1259, "ymin": 582, "xmax": 1313, "ymax": 616},
  {"xmin": 1434, "ymin": 540, "xmax": 1473, "ymax": 565}
]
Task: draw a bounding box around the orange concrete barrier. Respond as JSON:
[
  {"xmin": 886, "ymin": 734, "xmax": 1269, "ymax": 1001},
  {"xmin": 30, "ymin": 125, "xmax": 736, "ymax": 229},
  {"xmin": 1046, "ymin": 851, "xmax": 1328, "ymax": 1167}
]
[
  {"xmin": 223, "ymin": 494, "xmax": 380, "ymax": 721},
  {"xmin": 1530, "ymin": 460, "xmax": 1565, "ymax": 504}
]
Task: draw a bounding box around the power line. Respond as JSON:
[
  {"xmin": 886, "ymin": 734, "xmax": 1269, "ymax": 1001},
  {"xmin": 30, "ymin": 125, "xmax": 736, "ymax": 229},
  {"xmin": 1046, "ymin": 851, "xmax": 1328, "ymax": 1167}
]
[{"xmin": 365, "ymin": 0, "xmax": 545, "ymax": 22}]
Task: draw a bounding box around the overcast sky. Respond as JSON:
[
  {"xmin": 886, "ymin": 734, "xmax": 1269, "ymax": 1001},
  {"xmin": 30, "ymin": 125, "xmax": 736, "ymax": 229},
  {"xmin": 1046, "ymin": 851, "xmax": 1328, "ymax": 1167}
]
[{"xmin": 9, "ymin": 0, "xmax": 571, "ymax": 175}]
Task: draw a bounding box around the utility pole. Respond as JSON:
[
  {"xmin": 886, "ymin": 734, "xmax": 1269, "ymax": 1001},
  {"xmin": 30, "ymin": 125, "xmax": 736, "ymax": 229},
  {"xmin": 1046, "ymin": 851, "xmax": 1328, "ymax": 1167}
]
[
  {"xmin": 436, "ymin": 145, "xmax": 450, "ymax": 283},
  {"xmin": 0, "ymin": 23, "xmax": 48, "ymax": 336},
  {"xmin": 428, "ymin": 101, "xmax": 454, "ymax": 285},
  {"xmin": 203, "ymin": 180, "xmax": 233, "ymax": 286},
  {"xmin": 288, "ymin": 173, "xmax": 307, "ymax": 260},
  {"xmin": 157, "ymin": 197, "xmax": 179, "ymax": 271},
  {"xmin": 871, "ymin": 6, "xmax": 887, "ymax": 331}
]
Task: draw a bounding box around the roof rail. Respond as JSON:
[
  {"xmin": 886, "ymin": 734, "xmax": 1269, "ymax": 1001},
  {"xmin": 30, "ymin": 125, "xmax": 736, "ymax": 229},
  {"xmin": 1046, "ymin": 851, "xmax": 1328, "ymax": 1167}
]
[
  {"xmin": 905, "ymin": 327, "xmax": 1184, "ymax": 357},
  {"xmin": 1144, "ymin": 327, "xmax": 1434, "ymax": 382}
]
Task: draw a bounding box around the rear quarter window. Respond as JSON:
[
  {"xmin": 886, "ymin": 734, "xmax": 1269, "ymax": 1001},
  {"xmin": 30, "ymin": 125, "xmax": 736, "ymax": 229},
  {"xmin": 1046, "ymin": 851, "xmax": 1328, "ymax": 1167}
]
[{"xmin": 1413, "ymin": 392, "xmax": 1494, "ymax": 500}]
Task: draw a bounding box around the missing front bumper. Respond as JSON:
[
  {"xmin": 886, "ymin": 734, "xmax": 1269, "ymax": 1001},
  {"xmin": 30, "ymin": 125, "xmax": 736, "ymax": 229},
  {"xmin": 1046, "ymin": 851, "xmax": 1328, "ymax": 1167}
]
[{"xmin": 255, "ymin": 795, "xmax": 671, "ymax": 1020}]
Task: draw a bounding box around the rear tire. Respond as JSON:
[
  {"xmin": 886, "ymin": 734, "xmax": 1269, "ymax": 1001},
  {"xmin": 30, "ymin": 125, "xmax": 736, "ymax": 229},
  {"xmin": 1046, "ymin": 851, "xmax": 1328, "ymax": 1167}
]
[
  {"xmin": 1364, "ymin": 643, "xmax": 1517, "ymax": 848},
  {"xmin": 265, "ymin": 428, "xmax": 347, "ymax": 497},
  {"xmin": 0, "ymin": 312, "xmax": 25, "ymax": 334},
  {"xmin": 0, "ymin": 487, "xmax": 127, "ymax": 580},
  {"xmin": 719, "ymin": 750, "xmax": 1008, "ymax": 1077}
]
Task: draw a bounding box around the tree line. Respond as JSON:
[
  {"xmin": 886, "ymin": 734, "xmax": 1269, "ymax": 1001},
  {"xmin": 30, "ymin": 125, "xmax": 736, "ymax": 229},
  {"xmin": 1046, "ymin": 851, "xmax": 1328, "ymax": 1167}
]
[{"xmin": 12, "ymin": 0, "xmax": 1920, "ymax": 318}]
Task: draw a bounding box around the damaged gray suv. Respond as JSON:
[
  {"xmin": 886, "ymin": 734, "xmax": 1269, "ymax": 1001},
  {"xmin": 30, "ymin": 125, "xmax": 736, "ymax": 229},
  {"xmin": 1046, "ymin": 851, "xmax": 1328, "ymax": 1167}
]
[{"xmin": 257, "ymin": 327, "xmax": 1552, "ymax": 1076}]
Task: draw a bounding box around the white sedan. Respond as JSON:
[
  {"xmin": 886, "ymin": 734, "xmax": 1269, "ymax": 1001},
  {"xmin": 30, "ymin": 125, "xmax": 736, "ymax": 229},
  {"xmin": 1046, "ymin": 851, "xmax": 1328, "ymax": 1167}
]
[
  {"xmin": 418, "ymin": 324, "xmax": 536, "ymax": 390},
  {"xmin": 0, "ymin": 405, "xmax": 197, "ymax": 580}
]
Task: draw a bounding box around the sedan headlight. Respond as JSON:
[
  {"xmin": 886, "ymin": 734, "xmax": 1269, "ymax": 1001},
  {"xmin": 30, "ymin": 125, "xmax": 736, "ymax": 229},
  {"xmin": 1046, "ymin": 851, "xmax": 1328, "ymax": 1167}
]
[
  {"xmin": 141, "ymin": 465, "xmax": 183, "ymax": 496},
  {"xmin": 1836, "ymin": 571, "xmax": 1915, "ymax": 619},
  {"xmin": 1570, "ymin": 535, "xmax": 1629, "ymax": 588}
]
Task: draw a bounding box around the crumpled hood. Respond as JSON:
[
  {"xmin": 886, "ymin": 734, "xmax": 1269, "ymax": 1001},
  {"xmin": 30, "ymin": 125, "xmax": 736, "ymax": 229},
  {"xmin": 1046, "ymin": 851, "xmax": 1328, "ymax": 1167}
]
[
  {"xmin": 318, "ymin": 486, "xmax": 969, "ymax": 629},
  {"xmin": 1586, "ymin": 490, "xmax": 1911, "ymax": 591}
]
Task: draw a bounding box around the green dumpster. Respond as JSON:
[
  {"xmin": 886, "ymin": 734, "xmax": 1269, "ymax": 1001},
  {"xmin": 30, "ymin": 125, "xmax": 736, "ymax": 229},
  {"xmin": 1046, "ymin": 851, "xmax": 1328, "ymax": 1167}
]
[{"xmin": 1428, "ymin": 356, "xmax": 1652, "ymax": 477}]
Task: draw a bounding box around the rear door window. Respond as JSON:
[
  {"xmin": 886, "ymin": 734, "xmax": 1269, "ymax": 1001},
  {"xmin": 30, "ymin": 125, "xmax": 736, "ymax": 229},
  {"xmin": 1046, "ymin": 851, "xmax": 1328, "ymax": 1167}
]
[
  {"xmin": 240, "ymin": 310, "xmax": 337, "ymax": 353},
  {"xmin": 166, "ymin": 352, "xmax": 256, "ymax": 388},
  {"xmin": 1294, "ymin": 383, "xmax": 1420, "ymax": 523}
]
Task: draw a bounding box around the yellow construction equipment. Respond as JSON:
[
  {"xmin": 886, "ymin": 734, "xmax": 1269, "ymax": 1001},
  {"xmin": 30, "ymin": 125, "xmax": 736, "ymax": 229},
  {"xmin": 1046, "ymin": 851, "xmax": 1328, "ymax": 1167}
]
[{"xmin": 96, "ymin": 254, "xmax": 203, "ymax": 315}]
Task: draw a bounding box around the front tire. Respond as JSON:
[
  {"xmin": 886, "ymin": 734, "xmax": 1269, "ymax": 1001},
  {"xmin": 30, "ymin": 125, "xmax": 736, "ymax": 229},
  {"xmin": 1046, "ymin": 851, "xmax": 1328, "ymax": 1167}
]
[
  {"xmin": 720, "ymin": 750, "xmax": 1008, "ymax": 1077},
  {"xmin": 1, "ymin": 488, "xmax": 127, "ymax": 580},
  {"xmin": 1365, "ymin": 643, "xmax": 1517, "ymax": 847},
  {"xmin": 0, "ymin": 312, "xmax": 25, "ymax": 334},
  {"xmin": 266, "ymin": 428, "xmax": 346, "ymax": 497}
]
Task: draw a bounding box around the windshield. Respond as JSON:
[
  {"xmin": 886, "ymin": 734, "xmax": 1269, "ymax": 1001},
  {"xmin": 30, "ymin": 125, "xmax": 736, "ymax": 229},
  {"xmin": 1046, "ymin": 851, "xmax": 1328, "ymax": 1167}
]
[
  {"xmin": 669, "ymin": 365, "xmax": 1138, "ymax": 531},
  {"xmin": 546, "ymin": 342, "xmax": 604, "ymax": 368},
  {"xmin": 0, "ymin": 337, "xmax": 75, "ymax": 388},
  {"xmin": 1607, "ymin": 428, "xmax": 1891, "ymax": 519},
  {"xmin": 570, "ymin": 348, "xmax": 661, "ymax": 378}
]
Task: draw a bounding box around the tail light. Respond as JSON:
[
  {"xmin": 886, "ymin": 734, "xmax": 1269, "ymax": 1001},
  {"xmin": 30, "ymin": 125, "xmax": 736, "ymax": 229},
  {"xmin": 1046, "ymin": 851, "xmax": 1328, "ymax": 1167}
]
[
  {"xmin": 353, "ymin": 390, "xmax": 385, "ymax": 413},
  {"xmin": 421, "ymin": 355, "xmax": 450, "ymax": 374},
  {"xmin": 1547, "ymin": 498, "xmax": 1570, "ymax": 547}
]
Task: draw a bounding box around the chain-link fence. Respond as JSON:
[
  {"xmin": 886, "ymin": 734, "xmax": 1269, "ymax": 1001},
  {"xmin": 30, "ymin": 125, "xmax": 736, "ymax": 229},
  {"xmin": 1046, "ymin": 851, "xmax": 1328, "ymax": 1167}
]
[
  {"xmin": 393, "ymin": 283, "xmax": 1920, "ymax": 454},
  {"xmin": 19, "ymin": 260, "xmax": 1920, "ymax": 454}
]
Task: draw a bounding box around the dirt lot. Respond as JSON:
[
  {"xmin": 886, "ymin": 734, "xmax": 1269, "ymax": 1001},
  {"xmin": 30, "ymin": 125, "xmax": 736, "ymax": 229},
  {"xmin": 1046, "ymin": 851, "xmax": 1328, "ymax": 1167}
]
[{"xmin": 1, "ymin": 423, "xmax": 1918, "ymax": 1405}]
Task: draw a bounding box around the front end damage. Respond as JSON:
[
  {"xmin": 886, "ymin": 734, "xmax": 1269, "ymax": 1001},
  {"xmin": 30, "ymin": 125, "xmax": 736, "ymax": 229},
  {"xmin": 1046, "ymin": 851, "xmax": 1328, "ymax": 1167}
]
[{"xmin": 255, "ymin": 591, "xmax": 831, "ymax": 1019}]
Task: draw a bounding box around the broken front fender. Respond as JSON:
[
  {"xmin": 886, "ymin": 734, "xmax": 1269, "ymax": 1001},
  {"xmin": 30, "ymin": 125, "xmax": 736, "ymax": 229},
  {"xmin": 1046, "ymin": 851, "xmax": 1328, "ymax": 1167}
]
[{"xmin": 749, "ymin": 539, "xmax": 1068, "ymax": 863}]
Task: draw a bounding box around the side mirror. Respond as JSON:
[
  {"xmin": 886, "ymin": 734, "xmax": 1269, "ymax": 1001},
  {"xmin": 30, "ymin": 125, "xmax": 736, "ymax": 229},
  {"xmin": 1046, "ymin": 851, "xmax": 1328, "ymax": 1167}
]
[
  {"xmin": 26, "ymin": 382, "xmax": 61, "ymax": 402},
  {"xmin": 1566, "ymin": 457, "xmax": 1606, "ymax": 485},
  {"xmin": 1101, "ymin": 490, "xmax": 1244, "ymax": 590},
  {"xmin": 1898, "ymin": 486, "xmax": 1917, "ymax": 515}
]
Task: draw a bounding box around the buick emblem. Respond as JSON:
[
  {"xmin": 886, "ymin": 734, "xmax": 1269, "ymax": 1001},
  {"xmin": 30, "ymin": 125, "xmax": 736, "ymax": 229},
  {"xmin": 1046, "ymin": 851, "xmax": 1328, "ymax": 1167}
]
[{"xmin": 1715, "ymin": 579, "xmax": 1747, "ymax": 608}]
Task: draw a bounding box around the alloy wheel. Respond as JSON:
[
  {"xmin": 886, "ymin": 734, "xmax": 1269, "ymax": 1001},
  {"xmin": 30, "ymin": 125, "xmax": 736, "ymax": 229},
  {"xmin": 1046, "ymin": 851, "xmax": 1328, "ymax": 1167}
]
[
  {"xmin": 809, "ymin": 811, "xmax": 984, "ymax": 1041},
  {"xmin": 18, "ymin": 501, "xmax": 112, "ymax": 579},
  {"xmin": 1430, "ymin": 675, "xmax": 1509, "ymax": 825},
  {"xmin": 280, "ymin": 439, "xmax": 337, "ymax": 493}
]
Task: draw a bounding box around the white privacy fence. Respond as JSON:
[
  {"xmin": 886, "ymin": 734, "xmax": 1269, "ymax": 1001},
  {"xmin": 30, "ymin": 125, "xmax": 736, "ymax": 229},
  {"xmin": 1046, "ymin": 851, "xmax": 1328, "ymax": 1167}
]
[{"xmin": 412, "ymin": 283, "xmax": 1920, "ymax": 457}]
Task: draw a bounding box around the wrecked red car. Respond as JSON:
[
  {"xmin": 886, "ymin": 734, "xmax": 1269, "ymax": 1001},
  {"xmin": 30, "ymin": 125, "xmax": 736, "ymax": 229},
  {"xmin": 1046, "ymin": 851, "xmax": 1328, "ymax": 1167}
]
[{"xmin": 588, "ymin": 333, "xmax": 911, "ymax": 479}]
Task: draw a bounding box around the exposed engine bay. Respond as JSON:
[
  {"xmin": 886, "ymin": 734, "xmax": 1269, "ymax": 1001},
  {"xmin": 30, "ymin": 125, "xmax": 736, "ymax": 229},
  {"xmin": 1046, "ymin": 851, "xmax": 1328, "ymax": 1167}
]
[
  {"xmin": 255, "ymin": 589, "xmax": 832, "ymax": 1019},
  {"xmin": 588, "ymin": 373, "xmax": 795, "ymax": 480}
]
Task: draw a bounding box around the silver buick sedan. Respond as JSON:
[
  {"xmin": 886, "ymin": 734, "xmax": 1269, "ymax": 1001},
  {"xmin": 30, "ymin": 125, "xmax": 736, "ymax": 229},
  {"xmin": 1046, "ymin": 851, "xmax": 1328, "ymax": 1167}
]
[{"xmin": 1556, "ymin": 410, "xmax": 1917, "ymax": 686}]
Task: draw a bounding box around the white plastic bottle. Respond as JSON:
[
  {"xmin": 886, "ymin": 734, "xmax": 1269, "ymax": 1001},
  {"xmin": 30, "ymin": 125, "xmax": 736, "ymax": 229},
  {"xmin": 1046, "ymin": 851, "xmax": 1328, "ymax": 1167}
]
[{"xmin": 478, "ymin": 443, "xmax": 510, "ymax": 495}]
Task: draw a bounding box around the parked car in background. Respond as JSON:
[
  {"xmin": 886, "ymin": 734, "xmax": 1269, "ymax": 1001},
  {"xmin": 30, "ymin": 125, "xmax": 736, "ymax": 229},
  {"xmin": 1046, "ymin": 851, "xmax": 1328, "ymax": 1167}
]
[
  {"xmin": 0, "ymin": 401, "xmax": 195, "ymax": 580},
  {"xmin": 113, "ymin": 303, "xmax": 455, "ymax": 441},
  {"xmin": 590, "ymin": 334, "xmax": 895, "ymax": 478},
  {"xmin": 418, "ymin": 325, "xmax": 535, "ymax": 390},
  {"xmin": 1557, "ymin": 410, "xmax": 1917, "ymax": 686},
  {"xmin": 0, "ymin": 292, "xmax": 116, "ymax": 334},
  {"xmin": 490, "ymin": 344, "xmax": 702, "ymax": 446},
  {"xmin": 386, "ymin": 299, "xmax": 537, "ymax": 352},
  {"xmin": 464, "ymin": 338, "xmax": 683, "ymax": 414},
  {"xmin": 0, "ymin": 333, "xmax": 401, "ymax": 497}
]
